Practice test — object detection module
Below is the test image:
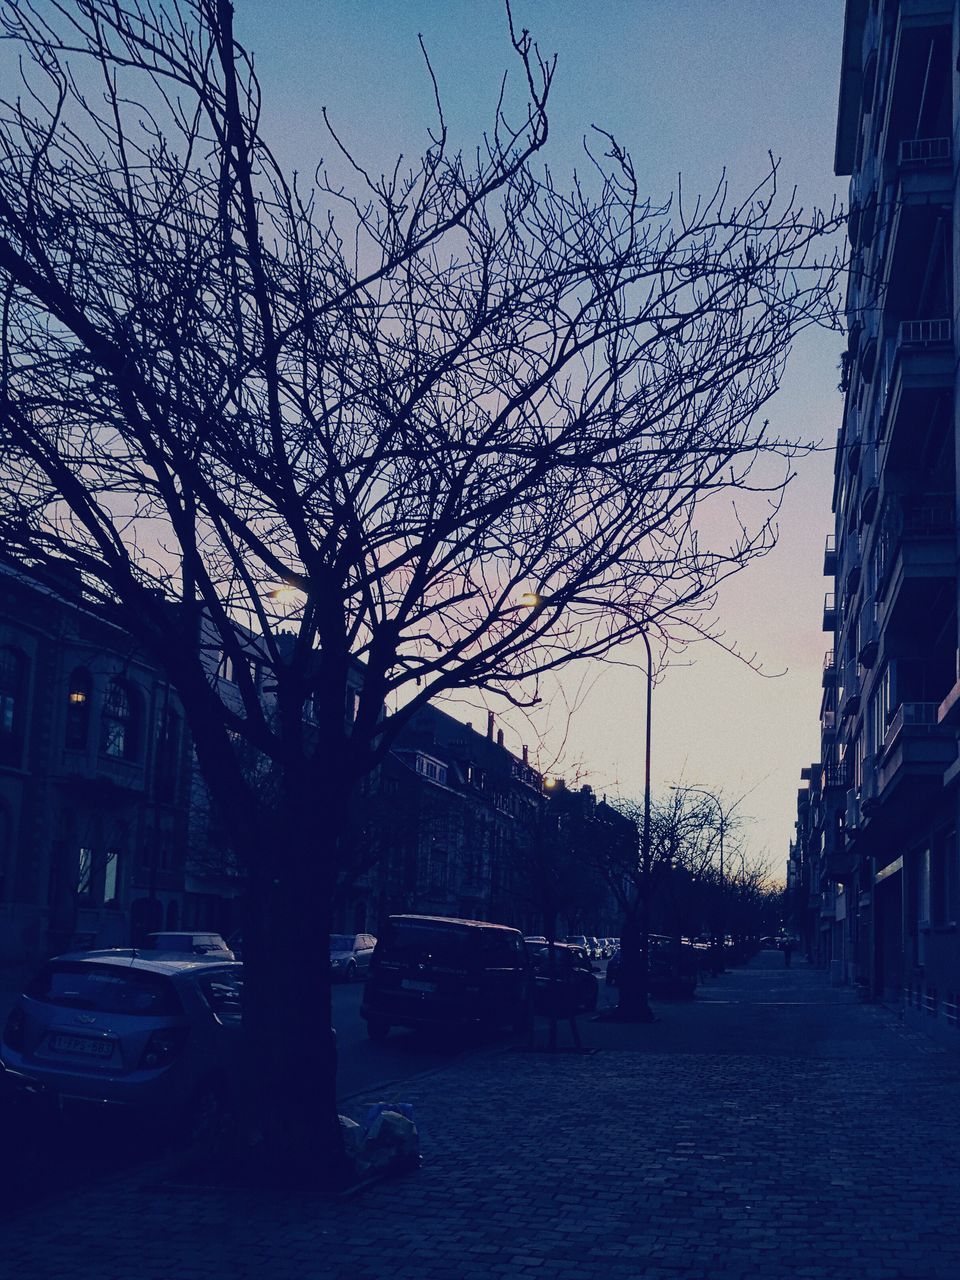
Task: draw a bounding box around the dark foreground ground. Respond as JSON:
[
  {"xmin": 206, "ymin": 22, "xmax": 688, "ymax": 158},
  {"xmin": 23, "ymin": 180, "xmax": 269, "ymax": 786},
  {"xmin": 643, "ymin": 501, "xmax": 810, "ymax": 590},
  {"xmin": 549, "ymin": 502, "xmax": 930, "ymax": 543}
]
[{"xmin": 2, "ymin": 952, "xmax": 958, "ymax": 1280}]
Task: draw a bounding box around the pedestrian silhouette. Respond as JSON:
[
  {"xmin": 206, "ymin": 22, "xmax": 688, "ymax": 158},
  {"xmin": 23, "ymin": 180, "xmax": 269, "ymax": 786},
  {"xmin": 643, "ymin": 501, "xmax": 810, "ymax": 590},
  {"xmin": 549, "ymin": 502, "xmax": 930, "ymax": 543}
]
[{"xmin": 783, "ymin": 938, "xmax": 794, "ymax": 968}]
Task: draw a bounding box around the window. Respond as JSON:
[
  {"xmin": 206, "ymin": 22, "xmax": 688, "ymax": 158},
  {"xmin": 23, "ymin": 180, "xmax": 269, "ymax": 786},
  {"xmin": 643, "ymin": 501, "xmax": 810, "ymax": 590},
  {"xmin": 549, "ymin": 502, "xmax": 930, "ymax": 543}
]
[
  {"xmin": 77, "ymin": 847, "xmax": 93, "ymax": 898},
  {"xmin": 199, "ymin": 971, "xmax": 243, "ymax": 1026},
  {"xmin": 157, "ymin": 840, "xmax": 174, "ymax": 874},
  {"xmin": 416, "ymin": 755, "xmax": 447, "ymax": 785},
  {"xmin": 27, "ymin": 963, "xmax": 182, "ymax": 1016},
  {"xmin": 65, "ymin": 668, "xmax": 92, "ymax": 749},
  {"xmin": 0, "ymin": 646, "xmax": 27, "ymax": 766},
  {"xmin": 871, "ymin": 665, "xmax": 892, "ymax": 749},
  {"xmin": 101, "ymin": 679, "xmax": 139, "ymax": 761},
  {"xmin": 217, "ymin": 651, "xmax": 252, "ymax": 685},
  {"xmin": 103, "ymin": 850, "xmax": 119, "ymax": 905}
]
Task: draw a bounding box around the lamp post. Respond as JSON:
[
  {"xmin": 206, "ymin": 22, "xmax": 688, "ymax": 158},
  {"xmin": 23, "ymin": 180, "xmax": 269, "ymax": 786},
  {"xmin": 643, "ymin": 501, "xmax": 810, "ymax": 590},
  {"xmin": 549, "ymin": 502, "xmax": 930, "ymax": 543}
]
[
  {"xmin": 672, "ymin": 783, "xmax": 725, "ymax": 973},
  {"xmin": 520, "ymin": 593, "xmax": 655, "ymax": 1022},
  {"xmin": 631, "ymin": 625, "xmax": 656, "ymax": 1023}
]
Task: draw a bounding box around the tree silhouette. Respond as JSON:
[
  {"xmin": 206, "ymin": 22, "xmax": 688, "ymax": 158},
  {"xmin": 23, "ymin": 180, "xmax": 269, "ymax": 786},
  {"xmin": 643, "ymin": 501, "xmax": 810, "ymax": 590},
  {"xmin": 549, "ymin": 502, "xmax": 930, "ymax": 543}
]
[{"xmin": 0, "ymin": 0, "xmax": 843, "ymax": 1183}]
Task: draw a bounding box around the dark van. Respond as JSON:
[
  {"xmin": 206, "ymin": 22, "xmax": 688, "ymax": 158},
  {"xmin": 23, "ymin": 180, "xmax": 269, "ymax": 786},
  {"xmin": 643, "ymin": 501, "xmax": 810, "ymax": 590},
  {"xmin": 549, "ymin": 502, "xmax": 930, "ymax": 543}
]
[{"xmin": 360, "ymin": 914, "xmax": 531, "ymax": 1041}]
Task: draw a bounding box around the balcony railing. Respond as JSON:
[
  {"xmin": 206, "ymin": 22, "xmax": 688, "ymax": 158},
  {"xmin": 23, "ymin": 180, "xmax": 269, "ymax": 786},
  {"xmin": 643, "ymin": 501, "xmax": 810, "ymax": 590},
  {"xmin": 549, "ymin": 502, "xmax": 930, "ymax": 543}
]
[
  {"xmin": 882, "ymin": 701, "xmax": 939, "ymax": 754},
  {"xmin": 899, "ymin": 318, "xmax": 952, "ymax": 347},
  {"xmin": 822, "ymin": 761, "xmax": 850, "ymax": 789},
  {"xmin": 822, "ymin": 593, "xmax": 836, "ymax": 631},
  {"xmin": 875, "ymin": 494, "xmax": 955, "ymax": 598},
  {"xmin": 823, "ymin": 534, "xmax": 837, "ymax": 577},
  {"xmin": 822, "ymin": 650, "xmax": 836, "ymax": 686},
  {"xmin": 899, "ymin": 136, "xmax": 951, "ymax": 167}
]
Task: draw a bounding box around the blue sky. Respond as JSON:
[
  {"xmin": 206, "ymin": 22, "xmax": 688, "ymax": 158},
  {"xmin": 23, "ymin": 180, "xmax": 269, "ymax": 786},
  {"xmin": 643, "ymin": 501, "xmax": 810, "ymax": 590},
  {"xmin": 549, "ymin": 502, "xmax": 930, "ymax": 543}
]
[{"xmin": 239, "ymin": 0, "xmax": 847, "ymax": 879}]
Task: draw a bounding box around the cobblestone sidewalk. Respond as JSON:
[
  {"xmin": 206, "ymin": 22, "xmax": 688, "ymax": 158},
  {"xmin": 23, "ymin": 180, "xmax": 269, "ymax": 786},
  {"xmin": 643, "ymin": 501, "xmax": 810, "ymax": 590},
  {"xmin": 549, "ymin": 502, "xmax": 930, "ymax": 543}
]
[{"xmin": 3, "ymin": 958, "xmax": 958, "ymax": 1280}]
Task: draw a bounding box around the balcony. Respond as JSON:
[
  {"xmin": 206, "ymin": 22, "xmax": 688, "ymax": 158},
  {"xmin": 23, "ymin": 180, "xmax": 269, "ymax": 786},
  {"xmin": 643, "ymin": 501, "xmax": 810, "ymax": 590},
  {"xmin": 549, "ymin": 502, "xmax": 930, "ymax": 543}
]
[
  {"xmin": 883, "ymin": 12, "xmax": 953, "ymax": 176},
  {"xmin": 878, "ymin": 321, "xmax": 953, "ymax": 474},
  {"xmin": 876, "ymin": 701, "xmax": 956, "ymax": 801},
  {"xmin": 857, "ymin": 601, "xmax": 879, "ymax": 669},
  {"xmin": 822, "ymin": 761, "xmax": 850, "ymax": 791},
  {"xmin": 860, "ymin": 481, "xmax": 879, "ymax": 527},
  {"xmin": 823, "ymin": 534, "xmax": 837, "ymax": 577},
  {"xmin": 875, "ymin": 493, "xmax": 956, "ymax": 618},
  {"xmin": 846, "ymin": 432, "xmax": 862, "ymax": 474},
  {"xmin": 822, "ymin": 593, "xmax": 837, "ymax": 632},
  {"xmin": 822, "ymin": 650, "xmax": 836, "ymax": 688}
]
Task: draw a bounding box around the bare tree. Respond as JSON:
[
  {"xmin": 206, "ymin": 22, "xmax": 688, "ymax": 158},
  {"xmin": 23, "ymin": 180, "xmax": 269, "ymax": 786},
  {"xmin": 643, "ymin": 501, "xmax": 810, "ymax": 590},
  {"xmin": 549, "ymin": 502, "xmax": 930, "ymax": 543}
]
[
  {"xmin": 598, "ymin": 788, "xmax": 716, "ymax": 1019},
  {"xmin": 0, "ymin": 0, "xmax": 843, "ymax": 1183}
]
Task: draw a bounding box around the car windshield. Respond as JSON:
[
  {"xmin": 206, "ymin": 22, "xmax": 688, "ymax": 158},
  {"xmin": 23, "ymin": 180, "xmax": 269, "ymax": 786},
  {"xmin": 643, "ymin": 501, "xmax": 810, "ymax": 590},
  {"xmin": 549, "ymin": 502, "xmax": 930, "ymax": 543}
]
[
  {"xmin": 25, "ymin": 962, "xmax": 183, "ymax": 1016},
  {"xmin": 329, "ymin": 935, "xmax": 355, "ymax": 951}
]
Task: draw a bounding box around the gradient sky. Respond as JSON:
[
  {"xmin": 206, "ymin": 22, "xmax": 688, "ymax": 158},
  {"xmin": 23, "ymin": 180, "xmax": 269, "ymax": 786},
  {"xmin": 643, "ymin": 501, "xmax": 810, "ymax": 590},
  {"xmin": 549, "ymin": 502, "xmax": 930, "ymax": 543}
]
[{"xmin": 237, "ymin": 0, "xmax": 847, "ymax": 881}]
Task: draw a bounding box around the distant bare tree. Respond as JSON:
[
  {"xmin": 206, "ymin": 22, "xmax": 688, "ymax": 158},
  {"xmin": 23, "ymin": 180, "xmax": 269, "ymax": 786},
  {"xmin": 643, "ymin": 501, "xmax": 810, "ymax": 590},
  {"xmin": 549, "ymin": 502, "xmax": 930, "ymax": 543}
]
[
  {"xmin": 598, "ymin": 788, "xmax": 716, "ymax": 1019},
  {"xmin": 0, "ymin": 0, "xmax": 843, "ymax": 1183}
]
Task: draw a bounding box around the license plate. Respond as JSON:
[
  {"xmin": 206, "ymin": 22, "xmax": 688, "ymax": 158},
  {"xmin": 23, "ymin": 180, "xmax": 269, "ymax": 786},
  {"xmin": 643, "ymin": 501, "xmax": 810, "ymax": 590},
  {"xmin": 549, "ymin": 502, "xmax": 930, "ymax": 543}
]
[
  {"xmin": 50, "ymin": 1034, "xmax": 114, "ymax": 1058},
  {"xmin": 401, "ymin": 979, "xmax": 436, "ymax": 993}
]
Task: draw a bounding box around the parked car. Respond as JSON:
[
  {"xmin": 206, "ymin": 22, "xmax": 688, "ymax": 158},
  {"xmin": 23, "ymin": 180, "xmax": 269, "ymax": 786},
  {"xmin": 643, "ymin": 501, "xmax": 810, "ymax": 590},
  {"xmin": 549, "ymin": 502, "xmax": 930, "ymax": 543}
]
[
  {"xmin": 523, "ymin": 936, "xmax": 547, "ymax": 946},
  {"xmin": 605, "ymin": 935, "xmax": 698, "ymax": 997},
  {"xmin": 329, "ymin": 933, "xmax": 377, "ymax": 982},
  {"xmin": 1, "ymin": 953, "xmax": 244, "ymax": 1129},
  {"xmin": 564, "ymin": 934, "xmax": 590, "ymax": 953},
  {"xmin": 361, "ymin": 914, "xmax": 532, "ymax": 1041},
  {"xmin": 527, "ymin": 943, "xmax": 598, "ymax": 1014},
  {"xmin": 142, "ymin": 932, "xmax": 235, "ymax": 961}
]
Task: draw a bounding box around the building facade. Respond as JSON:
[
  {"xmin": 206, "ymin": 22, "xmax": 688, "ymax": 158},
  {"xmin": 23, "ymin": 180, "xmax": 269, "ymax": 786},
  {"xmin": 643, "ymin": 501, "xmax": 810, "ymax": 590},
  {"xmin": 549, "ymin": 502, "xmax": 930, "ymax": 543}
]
[
  {"xmin": 0, "ymin": 570, "xmax": 626, "ymax": 964},
  {"xmin": 0, "ymin": 570, "xmax": 191, "ymax": 965},
  {"xmin": 802, "ymin": 0, "xmax": 960, "ymax": 1037},
  {"xmin": 343, "ymin": 703, "xmax": 626, "ymax": 940}
]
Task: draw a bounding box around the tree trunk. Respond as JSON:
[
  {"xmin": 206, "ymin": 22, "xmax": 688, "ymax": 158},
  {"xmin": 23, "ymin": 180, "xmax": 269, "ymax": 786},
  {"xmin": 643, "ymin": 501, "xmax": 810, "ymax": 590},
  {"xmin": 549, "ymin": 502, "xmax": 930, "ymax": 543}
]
[
  {"xmin": 611, "ymin": 910, "xmax": 655, "ymax": 1023},
  {"xmin": 238, "ymin": 777, "xmax": 350, "ymax": 1188},
  {"xmin": 545, "ymin": 911, "xmax": 558, "ymax": 1052}
]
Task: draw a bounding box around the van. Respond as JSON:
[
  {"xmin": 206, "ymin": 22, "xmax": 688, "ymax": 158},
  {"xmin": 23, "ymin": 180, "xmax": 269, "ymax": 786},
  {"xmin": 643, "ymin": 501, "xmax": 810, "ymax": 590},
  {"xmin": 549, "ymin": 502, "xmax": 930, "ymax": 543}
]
[{"xmin": 360, "ymin": 914, "xmax": 531, "ymax": 1041}]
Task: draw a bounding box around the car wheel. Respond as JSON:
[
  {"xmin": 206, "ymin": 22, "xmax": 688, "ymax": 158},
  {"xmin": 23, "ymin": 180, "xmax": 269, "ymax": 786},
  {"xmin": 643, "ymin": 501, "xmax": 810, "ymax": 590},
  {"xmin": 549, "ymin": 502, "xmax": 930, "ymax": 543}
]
[
  {"xmin": 345, "ymin": 961, "xmax": 359, "ymax": 983},
  {"xmin": 367, "ymin": 1017, "xmax": 391, "ymax": 1042}
]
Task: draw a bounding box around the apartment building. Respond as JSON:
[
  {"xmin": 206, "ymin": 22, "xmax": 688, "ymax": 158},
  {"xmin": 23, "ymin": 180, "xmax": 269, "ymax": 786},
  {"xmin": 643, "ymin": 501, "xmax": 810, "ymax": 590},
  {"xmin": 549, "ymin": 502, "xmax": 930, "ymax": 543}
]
[
  {"xmin": 0, "ymin": 568, "xmax": 191, "ymax": 964},
  {"xmin": 809, "ymin": 0, "xmax": 960, "ymax": 1037}
]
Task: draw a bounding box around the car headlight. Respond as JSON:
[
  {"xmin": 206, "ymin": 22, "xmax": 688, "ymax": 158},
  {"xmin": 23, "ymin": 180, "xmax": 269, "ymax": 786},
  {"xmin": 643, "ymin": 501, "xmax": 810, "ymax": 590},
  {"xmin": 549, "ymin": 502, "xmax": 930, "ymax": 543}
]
[{"xmin": 330, "ymin": 958, "xmax": 342, "ymax": 967}]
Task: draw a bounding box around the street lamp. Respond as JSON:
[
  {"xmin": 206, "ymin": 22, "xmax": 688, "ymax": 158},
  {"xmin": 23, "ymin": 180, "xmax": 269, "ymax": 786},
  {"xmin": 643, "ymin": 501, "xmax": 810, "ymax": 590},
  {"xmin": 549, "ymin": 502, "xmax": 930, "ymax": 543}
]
[
  {"xmin": 671, "ymin": 783, "xmax": 725, "ymax": 971},
  {"xmin": 521, "ymin": 591, "xmax": 655, "ymax": 1022}
]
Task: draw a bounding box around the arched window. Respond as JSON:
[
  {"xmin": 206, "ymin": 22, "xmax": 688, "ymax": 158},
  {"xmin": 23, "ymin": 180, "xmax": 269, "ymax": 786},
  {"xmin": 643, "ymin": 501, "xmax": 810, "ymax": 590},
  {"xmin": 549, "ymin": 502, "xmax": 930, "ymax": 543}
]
[
  {"xmin": 65, "ymin": 668, "xmax": 92, "ymax": 750},
  {"xmin": 0, "ymin": 647, "xmax": 27, "ymax": 767},
  {"xmin": 100, "ymin": 678, "xmax": 139, "ymax": 761}
]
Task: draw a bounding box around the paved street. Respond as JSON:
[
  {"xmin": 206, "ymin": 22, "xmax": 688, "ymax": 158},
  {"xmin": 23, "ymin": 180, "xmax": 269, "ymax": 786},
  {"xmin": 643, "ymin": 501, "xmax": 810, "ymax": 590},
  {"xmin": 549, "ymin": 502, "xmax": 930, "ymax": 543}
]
[{"xmin": 3, "ymin": 951, "xmax": 958, "ymax": 1279}]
